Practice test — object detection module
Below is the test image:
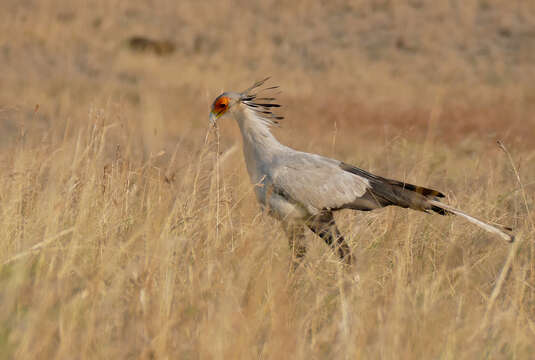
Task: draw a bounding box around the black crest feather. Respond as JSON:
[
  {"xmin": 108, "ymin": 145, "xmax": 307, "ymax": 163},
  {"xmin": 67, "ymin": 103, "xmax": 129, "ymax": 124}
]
[{"xmin": 240, "ymin": 77, "xmax": 283, "ymax": 124}]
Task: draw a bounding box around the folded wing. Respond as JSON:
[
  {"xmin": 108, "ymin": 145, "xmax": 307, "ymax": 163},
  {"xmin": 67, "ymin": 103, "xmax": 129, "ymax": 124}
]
[{"xmin": 272, "ymin": 153, "xmax": 370, "ymax": 213}]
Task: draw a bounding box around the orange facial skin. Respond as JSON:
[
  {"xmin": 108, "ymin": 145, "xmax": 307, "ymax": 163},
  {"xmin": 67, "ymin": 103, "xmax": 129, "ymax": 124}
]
[{"xmin": 212, "ymin": 96, "xmax": 230, "ymax": 116}]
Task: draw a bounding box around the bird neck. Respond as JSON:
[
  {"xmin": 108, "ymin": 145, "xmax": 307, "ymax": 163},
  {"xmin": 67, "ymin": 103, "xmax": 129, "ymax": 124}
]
[
  {"xmin": 233, "ymin": 106, "xmax": 283, "ymax": 151},
  {"xmin": 232, "ymin": 106, "xmax": 285, "ymax": 183}
]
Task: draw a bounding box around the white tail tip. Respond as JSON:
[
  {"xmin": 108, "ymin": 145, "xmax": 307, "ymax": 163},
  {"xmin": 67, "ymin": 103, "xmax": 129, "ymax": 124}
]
[{"xmin": 428, "ymin": 200, "xmax": 514, "ymax": 243}]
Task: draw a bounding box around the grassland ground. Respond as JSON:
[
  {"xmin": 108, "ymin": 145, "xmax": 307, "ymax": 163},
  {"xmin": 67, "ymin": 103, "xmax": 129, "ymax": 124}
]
[{"xmin": 0, "ymin": 1, "xmax": 534, "ymax": 358}]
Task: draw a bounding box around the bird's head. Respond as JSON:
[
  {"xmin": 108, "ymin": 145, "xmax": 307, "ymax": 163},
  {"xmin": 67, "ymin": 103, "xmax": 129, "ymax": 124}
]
[
  {"xmin": 209, "ymin": 92, "xmax": 241, "ymax": 126},
  {"xmin": 209, "ymin": 77, "xmax": 283, "ymax": 126}
]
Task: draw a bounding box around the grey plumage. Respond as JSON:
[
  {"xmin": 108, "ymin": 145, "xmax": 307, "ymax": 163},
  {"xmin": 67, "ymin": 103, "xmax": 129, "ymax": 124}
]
[{"xmin": 209, "ymin": 78, "xmax": 514, "ymax": 265}]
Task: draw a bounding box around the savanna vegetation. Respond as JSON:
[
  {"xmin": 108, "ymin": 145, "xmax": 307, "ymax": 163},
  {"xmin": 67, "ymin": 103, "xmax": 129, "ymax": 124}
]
[{"xmin": 0, "ymin": 1, "xmax": 534, "ymax": 358}]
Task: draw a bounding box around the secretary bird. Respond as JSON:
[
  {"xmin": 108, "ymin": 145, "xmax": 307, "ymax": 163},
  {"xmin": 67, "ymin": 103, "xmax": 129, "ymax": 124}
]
[{"xmin": 209, "ymin": 78, "xmax": 513, "ymax": 266}]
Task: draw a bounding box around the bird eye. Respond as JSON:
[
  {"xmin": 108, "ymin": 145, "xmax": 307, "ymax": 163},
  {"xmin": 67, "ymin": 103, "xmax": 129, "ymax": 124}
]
[{"xmin": 214, "ymin": 97, "xmax": 229, "ymax": 112}]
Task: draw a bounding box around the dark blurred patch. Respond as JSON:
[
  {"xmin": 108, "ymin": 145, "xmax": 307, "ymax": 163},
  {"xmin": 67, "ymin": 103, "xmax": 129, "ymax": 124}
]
[
  {"xmin": 498, "ymin": 27, "xmax": 512, "ymax": 38},
  {"xmin": 192, "ymin": 33, "xmax": 220, "ymax": 54},
  {"xmin": 56, "ymin": 11, "xmax": 76, "ymax": 23},
  {"xmin": 124, "ymin": 91, "xmax": 141, "ymax": 105},
  {"xmin": 92, "ymin": 17, "xmax": 102, "ymax": 29},
  {"xmin": 2, "ymin": 45, "xmax": 9, "ymax": 60},
  {"xmin": 117, "ymin": 72, "xmax": 138, "ymax": 84},
  {"xmin": 127, "ymin": 36, "xmax": 175, "ymax": 56},
  {"xmin": 395, "ymin": 36, "xmax": 418, "ymax": 52}
]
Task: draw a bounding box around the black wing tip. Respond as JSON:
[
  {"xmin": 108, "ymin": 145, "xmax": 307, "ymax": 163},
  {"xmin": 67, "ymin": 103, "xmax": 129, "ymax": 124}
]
[
  {"xmin": 401, "ymin": 183, "xmax": 445, "ymax": 198},
  {"xmin": 339, "ymin": 162, "xmax": 445, "ymax": 198},
  {"xmin": 430, "ymin": 205, "xmax": 453, "ymax": 216}
]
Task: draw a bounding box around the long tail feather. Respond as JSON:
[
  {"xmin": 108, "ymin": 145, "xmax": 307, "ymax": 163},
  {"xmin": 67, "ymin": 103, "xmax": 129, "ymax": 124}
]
[{"xmin": 428, "ymin": 200, "xmax": 514, "ymax": 242}]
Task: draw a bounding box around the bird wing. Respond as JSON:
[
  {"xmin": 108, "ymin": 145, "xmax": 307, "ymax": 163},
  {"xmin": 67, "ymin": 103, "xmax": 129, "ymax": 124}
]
[
  {"xmin": 271, "ymin": 152, "xmax": 370, "ymax": 213},
  {"xmin": 271, "ymin": 151, "xmax": 448, "ymax": 214}
]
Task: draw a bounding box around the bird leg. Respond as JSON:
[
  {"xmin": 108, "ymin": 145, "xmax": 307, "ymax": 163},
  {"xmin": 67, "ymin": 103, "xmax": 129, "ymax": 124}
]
[
  {"xmin": 307, "ymin": 212, "xmax": 352, "ymax": 265},
  {"xmin": 281, "ymin": 222, "xmax": 307, "ymax": 267}
]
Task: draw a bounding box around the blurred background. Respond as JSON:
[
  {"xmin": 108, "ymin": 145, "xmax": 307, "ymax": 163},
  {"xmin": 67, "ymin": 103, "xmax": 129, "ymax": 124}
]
[
  {"xmin": 1, "ymin": 0, "xmax": 534, "ymax": 156},
  {"xmin": 1, "ymin": 1, "xmax": 535, "ymax": 358}
]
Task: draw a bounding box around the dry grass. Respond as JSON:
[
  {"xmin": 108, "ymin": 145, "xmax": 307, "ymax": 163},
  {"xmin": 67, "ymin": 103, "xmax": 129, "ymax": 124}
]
[{"xmin": 0, "ymin": 0, "xmax": 534, "ymax": 358}]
